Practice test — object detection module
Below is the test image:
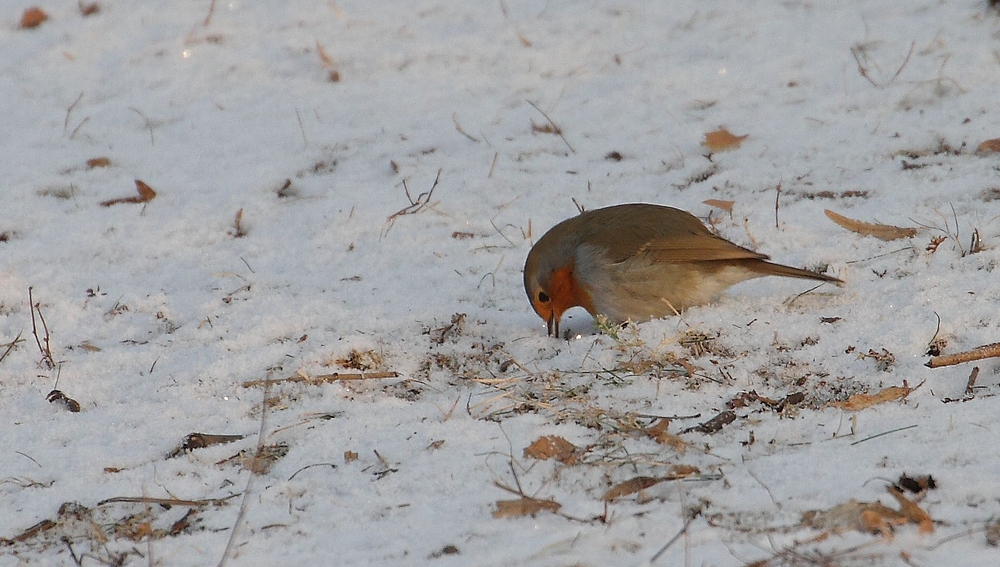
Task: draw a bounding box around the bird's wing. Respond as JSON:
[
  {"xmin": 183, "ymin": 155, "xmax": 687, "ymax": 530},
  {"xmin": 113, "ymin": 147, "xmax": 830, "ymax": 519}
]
[{"xmin": 640, "ymin": 233, "xmax": 770, "ymax": 263}]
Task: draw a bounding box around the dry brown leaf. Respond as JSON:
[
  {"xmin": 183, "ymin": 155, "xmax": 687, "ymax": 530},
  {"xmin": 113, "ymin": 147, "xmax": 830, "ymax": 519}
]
[
  {"xmin": 702, "ymin": 199, "xmax": 735, "ymax": 213},
  {"xmin": 86, "ymin": 157, "xmax": 111, "ymax": 169},
  {"xmin": 976, "ymin": 138, "xmax": 1000, "ymax": 155},
  {"xmin": 101, "ymin": 179, "xmax": 157, "ymax": 207},
  {"xmin": 644, "ymin": 418, "xmax": 687, "ymax": 454},
  {"xmin": 824, "ymin": 209, "xmax": 917, "ymax": 241},
  {"xmin": 19, "ymin": 7, "xmax": 48, "ymax": 29},
  {"xmin": 830, "ymin": 386, "xmax": 912, "ymax": 411},
  {"xmin": 492, "ymin": 497, "xmax": 560, "ymax": 518},
  {"xmin": 702, "ymin": 128, "xmax": 748, "ymax": 152},
  {"xmin": 344, "ymin": 450, "xmax": 358, "ymax": 463},
  {"xmin": 602, "ymin": 466, "xmax": 699, "ymax": 501},
  {"xmin": 523, "ymin": 435, "xmax": 577, "ymax": 464},
  {"xmin": 602, "ymin": 476, "xmax": 664, "ymax": 501},
  {"xmin": 80, "ymin": 2, "xmax": 100, "ymax": 16}
]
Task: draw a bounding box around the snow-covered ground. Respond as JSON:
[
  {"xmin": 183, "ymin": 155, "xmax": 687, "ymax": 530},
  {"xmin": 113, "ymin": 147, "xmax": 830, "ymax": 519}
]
[{"xmin": 3, "ymin": 1, "xmax": 1000, "ymax": 565}]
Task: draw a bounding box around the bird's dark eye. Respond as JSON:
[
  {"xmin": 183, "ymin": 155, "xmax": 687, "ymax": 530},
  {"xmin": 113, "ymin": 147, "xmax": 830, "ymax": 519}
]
[{"xmin": 537, "ymin": 291, "xmax": 550, "ymax": 303}]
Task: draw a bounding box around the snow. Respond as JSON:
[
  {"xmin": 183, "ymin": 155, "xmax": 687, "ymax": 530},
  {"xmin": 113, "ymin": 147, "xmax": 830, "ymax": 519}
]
[{"xmin": 2, "ymin": 0, "xmax": 1000, "ymax": 565}]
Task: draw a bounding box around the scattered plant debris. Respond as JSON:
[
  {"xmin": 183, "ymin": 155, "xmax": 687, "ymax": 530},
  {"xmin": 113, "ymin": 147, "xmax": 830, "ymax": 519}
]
[
  {"xmin": 46, "ymin": 390, "xmax": 81, "ymax": 413},
  {"xmin": 166, "ymin": 433, "xmax": 245, "ymax": 459},
  {"xmin": 858, "ymin": 348, "xmax": 896, "ymax": 371},
  {"xmin": 829, "ymin": 385, "xmax": 912, "ymax": 411},
  {"xmin": 336, "ymin": 348, "xmax": 384, "ymax": 371},
  {"xmin": 682, "ymin": 410, "xmax": 736, "ymax": 434}
]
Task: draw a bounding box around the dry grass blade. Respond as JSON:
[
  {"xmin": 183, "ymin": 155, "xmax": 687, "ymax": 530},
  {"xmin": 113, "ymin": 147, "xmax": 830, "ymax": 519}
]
[
  {"xmin": 926, "ymin": 341, "xmax": 1000, "ymax": 368},
  {"xmin": 526, "ymin": 99, "xmax": 575, "ymax": 153},
  {"xmin": 98, "ymin": 495, "xmax": 238, "ymax": 507},
  {"xmin": 242, "ymin": 370, "xmax": 399, "ymax": 388},
  {"xmin": 825, "ymin": 209, "xmax": 918, "ymax": 241}
]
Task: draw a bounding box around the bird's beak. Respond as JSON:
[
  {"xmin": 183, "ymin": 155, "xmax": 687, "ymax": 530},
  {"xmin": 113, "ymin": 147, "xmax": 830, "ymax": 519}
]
[{"xmin": 547, "ymin": 313, "xmax": 559, "ymax": 338}]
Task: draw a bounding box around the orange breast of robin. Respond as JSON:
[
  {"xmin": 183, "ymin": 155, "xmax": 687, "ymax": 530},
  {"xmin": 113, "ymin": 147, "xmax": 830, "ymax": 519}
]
[{"xmin": 547, "ymin": 263, "xmax": 596, "ymax": 317}]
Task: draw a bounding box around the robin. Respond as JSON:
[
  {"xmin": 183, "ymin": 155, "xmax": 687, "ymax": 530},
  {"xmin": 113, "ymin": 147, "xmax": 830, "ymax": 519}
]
[{"xmin": 523, "ymin": 203, "xmax": 843, "ymax": 336}]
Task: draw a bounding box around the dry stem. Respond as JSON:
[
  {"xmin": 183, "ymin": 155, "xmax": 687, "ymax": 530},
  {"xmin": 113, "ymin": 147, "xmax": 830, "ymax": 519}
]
[{"xmin": 926, "ymin": 342, "xmax": 1000, "ymax": 368}]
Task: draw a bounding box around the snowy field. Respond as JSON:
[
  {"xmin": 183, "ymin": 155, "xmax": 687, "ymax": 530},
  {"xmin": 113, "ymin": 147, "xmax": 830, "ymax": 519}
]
[{"xmin": 3, "ymin": 1, "xmax": 1000, "ymax": 565}]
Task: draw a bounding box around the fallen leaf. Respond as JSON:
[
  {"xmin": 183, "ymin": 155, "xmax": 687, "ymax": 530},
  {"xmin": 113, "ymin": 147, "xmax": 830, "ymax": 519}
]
[
  {"xmin": 523, "ymin": 435, "xmax": 577, "ymax": 464},
  {"xmin": 344, "ymin": 450, "xmax": 358, "ymax": 463},
  {"xmin": 19, "ymin": 7, "xmax": 48, "ymax": 29},
  {"xmin": 702, "ymin": 199, "xmax": 735, "ymax": 213},
  {"xmin": 644, "ymin": 419, "xmax": 687, "ymax": 454},
  {"xmin": 824, "ymin": 209, "xmax": 917, "ymax": 241},
  {"xmin": 80, "ymin": 2, "xmax": 100, "ymax": 16},
  {"xmin": 492, "ymin": 497, "xmax": 560, "ymax": 518},
  {"xmin": 101, "ymin": 179, "xmax": 158, "ymax": 207},
  {"xmin": 830, "ymin": 386, "xmax": 912, "ymax": 411},
  {"xmin": 976, "ymin": 138, "xmax": 1000, "ymax": 155},
  {"xmin": 86, "ymin": 157, "xmax": 111, "ymax": 169},
  {"xmin": 702, "ymin": 128, "xmax": 748, "ymax": 152},
  {"xmin": 602, "ymin": 466, "xmax": 699, "ymax": 501},
  {"xmin": 602, "ymin": 476, "xmax": 664, "ymax": 501}
]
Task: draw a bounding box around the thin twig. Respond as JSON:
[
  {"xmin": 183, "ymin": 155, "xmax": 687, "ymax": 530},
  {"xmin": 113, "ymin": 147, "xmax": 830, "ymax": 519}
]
[
  {"xmin": 488, "ymin": 152, "xmax": 499, "ymax": 178},
  {"xmin": 295, "ymin": 108, "xmax": 308, "ymax": 146},
  {"xmin": 850, "ymin": 424, "xmax": 917, "ymax": 446},
  {"xmin": 649, "ymin": 517, "xmax": 695, "ymax": 564},
  {"xmin": 98, "ymin": 495, "xmax": 238, "ymax": 507},
  {"xmin": 216, "ymin": 379, "xmax": 273, "ymax": 567},
  {"xmin": 382, "ymin": 169, "xmax": 442, "ymax": 237},
  {"xmin": 28, "ymin": 287, "xmax": 55, "ymax": 369},
  {"xmin": 526, "ymin": 99, "xmax": 575, "ymax": 153},
  {"xmin": 887, "ymin": 41, "xmax": 915, "ymax": 85},
  {"xmin": 69, "ymin": 117, "xmax": 90, "ymax": 140},
  {"xmin": 128, "ymin": 107, "xmax": 156, "ymax": 146},
  {"xmin": 64, "ymin": 92, "xmax": 84, "ymax": 133},
  {"xmin": 0, "ymin": 330, "xmax": 23, "ymax": 366},
  {"xmin": 774, "ymin": 182, "xmax": 781, "ymax": 229},
  {"xmin": 204, "ymin": 0, "xmax": 217, "ymax": 26}
]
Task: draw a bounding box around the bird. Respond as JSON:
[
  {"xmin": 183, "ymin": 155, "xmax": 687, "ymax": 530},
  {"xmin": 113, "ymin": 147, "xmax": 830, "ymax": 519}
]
[{"xmin": 523, "ymin": 203, "xmax": 843, "ymax": 336}]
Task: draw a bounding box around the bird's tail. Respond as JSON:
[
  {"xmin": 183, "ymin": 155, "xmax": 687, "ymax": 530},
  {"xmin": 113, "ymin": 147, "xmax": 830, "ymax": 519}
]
[{"xmin": 744, "ymin": 259, "xmax": 844, "ymax": 286}]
